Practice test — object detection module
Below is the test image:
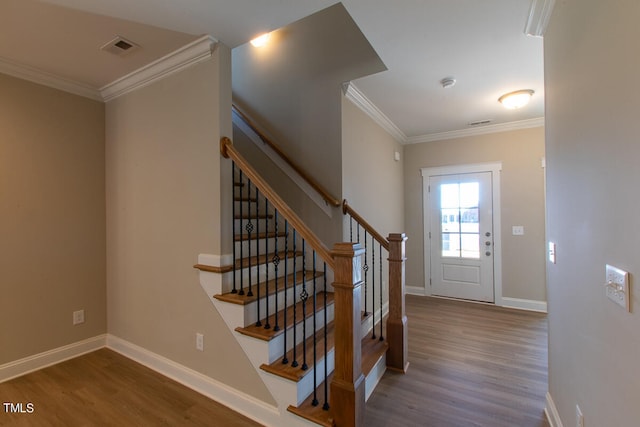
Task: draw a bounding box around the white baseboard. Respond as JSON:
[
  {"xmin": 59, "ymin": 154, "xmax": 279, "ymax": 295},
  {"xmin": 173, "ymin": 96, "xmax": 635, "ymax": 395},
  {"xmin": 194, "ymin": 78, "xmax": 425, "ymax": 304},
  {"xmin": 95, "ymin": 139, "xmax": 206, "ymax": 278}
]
[
  {"xmin": 502, "ymin": 297, "xmax": 547, "ymax": 313},
  {"xmin": 106, "ymin": 334, "xmax": 282, "ymax": 427},
  {"xmin": 0, "ymin": 334, "xmax": 107, "ymax": 383},
  {"xmin": 405, "ymin": 286, "xmax": 426, "ymax": 296},
  {"xmin": 545, "ymin": 392, "xmax": 564, "ymax": 427}
]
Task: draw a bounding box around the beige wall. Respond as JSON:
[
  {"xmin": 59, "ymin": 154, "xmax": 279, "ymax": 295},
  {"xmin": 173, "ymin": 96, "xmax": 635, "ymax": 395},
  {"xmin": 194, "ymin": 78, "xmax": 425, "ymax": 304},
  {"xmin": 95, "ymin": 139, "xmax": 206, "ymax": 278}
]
[
  {"xmin": 545, "ymin": 0, "xmax": 640, "ymax": 425},
  {"xmin": 341, "ymin": 97, "xmax": 404, "ymax": 239},
  {"xmin": 232, "ymin": 4, "xmax": 385, "ymax": 245},
  {"xmin": 0, "ymin": 74, "xmax": 106, "ymax": 364},
  {"xmin": 404, "ymin": 127, "xmax": 546, "ymax": 302},
  {"xmin": 105, "ymin": 50, "xmax": 273, "ymax": 404}
]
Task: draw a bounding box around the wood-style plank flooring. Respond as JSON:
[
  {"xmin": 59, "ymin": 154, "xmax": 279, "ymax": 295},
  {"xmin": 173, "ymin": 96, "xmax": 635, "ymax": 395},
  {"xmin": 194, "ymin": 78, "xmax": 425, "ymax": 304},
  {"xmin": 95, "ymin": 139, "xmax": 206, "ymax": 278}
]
[
  {"xmin": 365, "ymin": 295, "xmax": 549, "ymax": 427},
  {"xmin": 0, "ymin": 349, "xmax": 262, "ymax": 427}
]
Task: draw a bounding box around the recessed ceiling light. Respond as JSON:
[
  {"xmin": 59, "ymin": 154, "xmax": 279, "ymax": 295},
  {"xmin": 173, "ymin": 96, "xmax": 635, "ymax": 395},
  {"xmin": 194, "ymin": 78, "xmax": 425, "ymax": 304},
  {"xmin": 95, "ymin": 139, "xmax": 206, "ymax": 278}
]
[
  {"xmin": 498, "ymin": 89, "xmax": 534, "ymax": 109},
  {"xmin": 250, "ymin": 33, "xmax": 271, "ymax": 48}
]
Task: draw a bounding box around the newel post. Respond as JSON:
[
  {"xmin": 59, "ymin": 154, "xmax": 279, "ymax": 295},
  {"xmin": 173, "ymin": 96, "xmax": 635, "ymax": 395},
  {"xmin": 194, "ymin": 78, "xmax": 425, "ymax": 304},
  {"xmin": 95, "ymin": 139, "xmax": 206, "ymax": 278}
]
[
  {"xmin": 330, "ymin": 242, "xmax": 366, "ymax": 427},
  {"xmin": 386, "ymin": 233, "xmax": 409, "ymax": 373}
]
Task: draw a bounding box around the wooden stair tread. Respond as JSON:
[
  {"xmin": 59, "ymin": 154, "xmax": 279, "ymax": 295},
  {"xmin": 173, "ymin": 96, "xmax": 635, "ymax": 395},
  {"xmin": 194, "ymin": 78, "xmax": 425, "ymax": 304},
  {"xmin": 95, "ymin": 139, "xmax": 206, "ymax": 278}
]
[
  {"xmin": 234, "ymin": 231, "xmax": 287, "ymax": 242},
  {"xmin": 214, "ymin": 271, "xmax": 324, "ymax": 305},
  {"xmin": 361, "ymin": 325, "xmax": 388, "ymax": 377},
  {"xmin": 287, "ymin": 374, "xmax": 334, "ymax": 427},
  {"xmin": 261, "ymin": 322, "xmax": 335, "ymax": 382},
  {"xmin": 236, "ymin": 292, "xmax": 335, "ymax": 341}
]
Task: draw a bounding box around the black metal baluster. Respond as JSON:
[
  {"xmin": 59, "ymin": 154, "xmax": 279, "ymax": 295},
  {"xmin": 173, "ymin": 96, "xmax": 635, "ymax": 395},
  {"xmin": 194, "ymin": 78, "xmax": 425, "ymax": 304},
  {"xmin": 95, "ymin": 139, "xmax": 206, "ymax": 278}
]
[
  {"xmin": 349, "ymin": 216, "xmax": 353, "ymax": 242},
  {"xmin": 291, "ymin": 229, "xmax": 298, "ymax": 368},
  {"xmin": 379, "ymin": 242, "xmax": 384, "ymax": 341},
  {"xmin": 246, "ymin": 179, "xmax": 254, "ymax": 298},
  {"xmin": 238, "ymin": 170, "xmax": 245, "ymax": 296},
  {"xmin": 311, "ymin": 251, "xmax": 319, "ymax": 406},
  {"xmin": 371, "ymin": 237, "xmax": 376, "ymax": 340},
  {"xmin": 322, "ymin": 263, "xmax": 329, "ymax": 411},
  {"xmin": 255, "ymin": 186, "xmax": 261, "ymax": 326},
  {"xmin": 264, "ymin": 199, "xmax": 271, "ymax": 330},
  {"xmin": 282, "ymin": 220, "xmax": 289, "ymax": 365},
  {"xmin": 363, "ymin": 230, "xmax": 369, "ymax": 316},
  {"xmin": 300, "ymin": 240, "xmax": 308, "ymax": 371},
  {"xmin": 273, "ymin": 210, "xmax": 280, "ymax": 332},
  {"xmin": 231, "ymin": 162, "xmax": 237, "ymax": 293}
]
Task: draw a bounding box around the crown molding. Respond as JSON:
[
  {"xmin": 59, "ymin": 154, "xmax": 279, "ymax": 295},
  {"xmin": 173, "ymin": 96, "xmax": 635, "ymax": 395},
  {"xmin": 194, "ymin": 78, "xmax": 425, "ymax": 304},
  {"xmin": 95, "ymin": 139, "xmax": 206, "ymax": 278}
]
[
  {"xmin": 405, "ymin": 117, "xmax": 545, "ymax": 144},
  {"xmin": 343, "ymin": 82, "xmax": 407, "ymax": 143},
  {"xmin": 101, "ymin": 35, "xmax": 218, "ymax": 102},
  {"xmin": 524, "ymin": 0, "xmax": 556, "ymax": 37},
  {"xmin": 0, "ymin": 56, "xmax": 102, "ymax": 101}
]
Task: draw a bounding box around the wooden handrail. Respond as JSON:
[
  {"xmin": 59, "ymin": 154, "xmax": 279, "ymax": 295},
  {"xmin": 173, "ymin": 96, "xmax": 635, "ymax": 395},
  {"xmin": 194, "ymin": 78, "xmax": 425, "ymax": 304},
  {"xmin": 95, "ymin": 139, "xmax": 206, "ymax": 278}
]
[
  {"xmin": 221, "ymin": 137, "xmax": 336, "ymax": 271},
  {"xmin": 342, "ymin": 199, "xmax": 389, "ymax": 251},
  {"xmin": 232, "ymin": 104, "xmax": 342, "ymax": 207}
]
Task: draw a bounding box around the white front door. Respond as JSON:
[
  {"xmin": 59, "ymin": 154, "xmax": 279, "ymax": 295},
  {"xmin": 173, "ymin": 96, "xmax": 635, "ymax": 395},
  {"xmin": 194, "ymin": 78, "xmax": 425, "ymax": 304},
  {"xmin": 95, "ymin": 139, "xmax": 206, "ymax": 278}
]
[{"xmin": 428, "ymin": 171, "xmax": 495, "ymax": 302}]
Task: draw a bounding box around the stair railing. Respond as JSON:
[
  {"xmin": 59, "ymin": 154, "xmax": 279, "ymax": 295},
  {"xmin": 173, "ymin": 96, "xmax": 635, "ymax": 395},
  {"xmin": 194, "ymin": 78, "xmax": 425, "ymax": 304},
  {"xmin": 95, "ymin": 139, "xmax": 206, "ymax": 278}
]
[
  {"xmin": 222, "ymin": 133, "xmax": 407, "ymax": 426},
  {"xmin": 342, "ymin": 200, "xmax": 408, "ymax": 373}
]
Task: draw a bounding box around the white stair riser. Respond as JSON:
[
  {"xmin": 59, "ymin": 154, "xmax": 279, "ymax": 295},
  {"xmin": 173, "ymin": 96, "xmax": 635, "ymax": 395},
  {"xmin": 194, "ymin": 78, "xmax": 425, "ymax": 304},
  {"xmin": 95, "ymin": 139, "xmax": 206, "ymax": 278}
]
[{"xmin": 266, "ymin": 303, "xmax": 335, "ymax": 364}]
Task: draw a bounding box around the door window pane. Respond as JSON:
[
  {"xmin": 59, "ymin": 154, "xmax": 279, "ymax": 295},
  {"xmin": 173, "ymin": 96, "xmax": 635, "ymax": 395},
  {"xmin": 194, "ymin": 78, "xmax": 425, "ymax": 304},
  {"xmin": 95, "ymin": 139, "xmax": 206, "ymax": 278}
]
[{"xmin": 440, "ymin": 180, "xmax": 480, "ymax": 259}]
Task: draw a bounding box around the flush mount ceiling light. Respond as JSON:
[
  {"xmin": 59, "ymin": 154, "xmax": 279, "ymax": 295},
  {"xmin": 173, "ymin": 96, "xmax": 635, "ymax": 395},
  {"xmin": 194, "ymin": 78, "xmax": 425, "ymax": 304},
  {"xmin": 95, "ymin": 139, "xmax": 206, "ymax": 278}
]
[
  {"xmin": 250, "ymin": 33, "xmax": 271, "ymax": 48},
  {"xmin": 498, "ymin": 89, "xmax": 534, "ymax": 109},
  {"xmin": 440, "ymin": 77, "xmax": 456, "ymax": 89}
]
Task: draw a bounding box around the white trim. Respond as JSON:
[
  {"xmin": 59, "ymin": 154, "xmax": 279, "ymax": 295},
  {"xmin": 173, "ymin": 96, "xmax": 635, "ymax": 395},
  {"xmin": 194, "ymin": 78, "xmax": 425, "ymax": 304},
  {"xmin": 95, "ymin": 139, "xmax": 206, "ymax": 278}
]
[
  {"xmin": 0, "ymin": 334, "xmax": 107, "ymax": 383},
  {"xmin": 545, "ymin": 392, "xmax": 564, "ymax": 427},
  {"xmin": 233, "ymin": 109, "xmax": 334, "ymax": 217},
  {"xmin": 342, "ymin": 82, "xmax": 407, "ymax": 143},
  {"xmin": 406, "ymin": 118, "xmax": 545, "ymax": 144},
  {"xmin": 100, "ymin": 35, "xmax": 218, "ymax": 102},
  {"xmin": 106, "ymin": 334, "xmax": 282, "ymax": 427},
  {"xmin": 524, "ymin": 0, "xmax": 557, "ymax": 37},
  {"xmin": 405, "ymin": 285, "xmax": 427, "ymax": 296},
  {"xmin": 421, "ymin": 163, "xmax": 503, "ymax": 306},
  {"xmin": 502, "ymin": 297, "xmax": 547, "ymax": 313},
  {"xmin": 0, "ymin": 56, "xmax": 103, "ymax": 101}
]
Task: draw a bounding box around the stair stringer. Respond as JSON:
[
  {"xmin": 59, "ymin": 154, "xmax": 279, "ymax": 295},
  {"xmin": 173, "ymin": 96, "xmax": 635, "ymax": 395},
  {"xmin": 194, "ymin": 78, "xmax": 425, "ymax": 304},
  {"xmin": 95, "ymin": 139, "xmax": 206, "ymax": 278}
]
[{"xmin": 196, "ymin": 254, "xmax": 332, "ymax": 427}]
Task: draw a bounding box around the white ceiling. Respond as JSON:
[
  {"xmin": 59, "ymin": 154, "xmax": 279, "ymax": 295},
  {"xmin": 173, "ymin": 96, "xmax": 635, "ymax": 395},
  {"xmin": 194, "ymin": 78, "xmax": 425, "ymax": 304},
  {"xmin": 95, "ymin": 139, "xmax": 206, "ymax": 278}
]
[{"xmin": 0, "ymin": 0, "xmax": 545, "ymax": 142}]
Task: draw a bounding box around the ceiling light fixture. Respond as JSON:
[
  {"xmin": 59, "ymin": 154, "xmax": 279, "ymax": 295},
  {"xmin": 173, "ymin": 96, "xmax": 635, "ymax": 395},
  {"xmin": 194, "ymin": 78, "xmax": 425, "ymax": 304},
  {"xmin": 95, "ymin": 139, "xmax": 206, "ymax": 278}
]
[
  {"xmin": 440, "ymin": 77, "xmax": 456, "ymax": 89},
  {"xmin": 250, "ymin": 33, "xmax": 271, "ymax": 48},
  {"xmin": 498, "ymin": 89, "xmax": 534, "ymax": 109}
]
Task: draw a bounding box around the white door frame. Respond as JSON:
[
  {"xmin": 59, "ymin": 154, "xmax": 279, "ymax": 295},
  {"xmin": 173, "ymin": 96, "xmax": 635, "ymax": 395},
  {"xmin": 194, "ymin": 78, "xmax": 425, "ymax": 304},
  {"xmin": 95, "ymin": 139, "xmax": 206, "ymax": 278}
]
[{"xmin": 421, "ymin": 163, "xmax": 503, "ymax": 306}]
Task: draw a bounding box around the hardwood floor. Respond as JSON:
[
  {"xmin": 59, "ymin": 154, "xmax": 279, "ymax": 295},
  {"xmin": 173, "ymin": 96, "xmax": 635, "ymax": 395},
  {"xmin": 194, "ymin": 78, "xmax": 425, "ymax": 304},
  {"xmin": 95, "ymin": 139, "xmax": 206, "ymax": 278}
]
[
  {"xmin": 0, "ymin": 349, "xmax": 262, "ymax": 427},
  {"xmin": 365, "ymin": 295, "xmax": 550, "ymax": 427},
  {"xmin": 0, "ymin": 296, "xmax": 549, "ymax": 427}
]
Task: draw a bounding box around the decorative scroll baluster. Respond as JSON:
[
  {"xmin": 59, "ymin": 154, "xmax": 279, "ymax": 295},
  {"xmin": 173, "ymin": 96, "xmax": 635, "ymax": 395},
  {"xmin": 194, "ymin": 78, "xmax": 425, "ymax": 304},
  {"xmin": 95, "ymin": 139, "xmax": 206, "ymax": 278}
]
[
  {"xmin": 282, "ymin": 220, "xmax": 289, "ymax": 365},
  {"xmin": 231, "ymin": 162, "xmax": 237, "ymax": 294},
  {"xmin": 371, "ymin": 238, "xmax": 376, "ymax": 340},
  {"xmin": 273, "ymin": 210, "xmax": 280, "ymax": 332},
  {"xmin": 291, "ymin": 229, "xmax": 298, "ymax": 368},
  {"xmin": 238, "ymin": 170, "xmax": 245, "ymax": 296},
  {"xmin": 311, "ymin": 251, "xmax": 318, "ymax": 406},
  {"xmin": 255, "ymin": 186, "xmax": 261, "ymax": 325},
  {"xmin": 322, "ymin": 262, "xmax": 329, "ymax": 411},
  {"xmin": 379, "ymin": 241, "xmax": 384, "ymax": 341},
  {"xmin": 246, "ymin": 179, "xmax": 254, "ymax": 298},
  {"xmin": 363, "ymin": 230, "xmax": 369, "ymax": 316},
  {"xmin": 300, "ymin": 240, "xmax": 308, "ymax": 371},
  {"xmin": 264, "ymin": 199, "xmax": 271, "ymax": 330}
]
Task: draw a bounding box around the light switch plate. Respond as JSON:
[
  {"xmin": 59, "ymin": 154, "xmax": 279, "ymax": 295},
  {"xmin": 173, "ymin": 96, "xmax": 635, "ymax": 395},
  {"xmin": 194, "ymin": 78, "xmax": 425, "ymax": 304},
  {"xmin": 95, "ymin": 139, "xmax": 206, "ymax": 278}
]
[
  {"xmin": 605, "ymin": 264, "xmax": 630, "ymax": 311},
  {"xmin": 548, "ymin": 242, "xmax": 556, "ymax": 264}
]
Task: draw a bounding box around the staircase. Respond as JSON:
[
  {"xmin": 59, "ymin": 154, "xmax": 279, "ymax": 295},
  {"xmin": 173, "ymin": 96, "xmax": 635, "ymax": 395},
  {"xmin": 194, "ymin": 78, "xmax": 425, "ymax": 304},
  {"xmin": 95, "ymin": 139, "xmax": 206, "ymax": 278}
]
[{"xmin": 194, "ymin": 137, "xmax": 407, "ymax": 426}]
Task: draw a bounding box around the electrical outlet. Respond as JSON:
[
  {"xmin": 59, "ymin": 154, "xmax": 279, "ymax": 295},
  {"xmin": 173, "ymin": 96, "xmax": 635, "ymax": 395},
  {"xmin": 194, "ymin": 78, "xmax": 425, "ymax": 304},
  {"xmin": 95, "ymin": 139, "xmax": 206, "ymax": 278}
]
[
  {"xmin": 73, "ymin": 310, "xmax": 85, "ymax": 325},
  {"xmin": 576, "ymin": 404, "xmax": 584, "ymax": 427},
  {"xmin": 605, "ymin": 264, "xmax": 630, "ymax": 311},
  {"xmin": 196, "ymin": 333, "xmax": 204, "ymax": 351},
  {"xmin": 512, "ymin": 225, "xmax": 525, "ymax": 235}
]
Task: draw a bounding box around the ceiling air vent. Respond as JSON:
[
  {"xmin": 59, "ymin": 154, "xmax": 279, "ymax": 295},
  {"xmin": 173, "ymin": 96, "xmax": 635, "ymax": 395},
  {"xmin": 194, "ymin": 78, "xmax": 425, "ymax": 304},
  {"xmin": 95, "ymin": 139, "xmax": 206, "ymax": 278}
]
[
  {"xmin": 468, "ymin": 119, "xmax": 492, "ymax": 126},
  {"xmin": 100, "ymin": 36, "xmax": 140, "ymax": 56}
]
